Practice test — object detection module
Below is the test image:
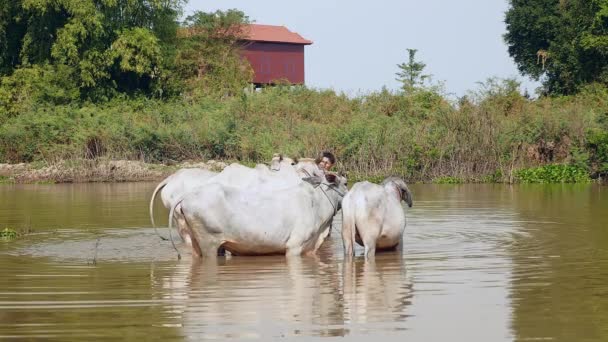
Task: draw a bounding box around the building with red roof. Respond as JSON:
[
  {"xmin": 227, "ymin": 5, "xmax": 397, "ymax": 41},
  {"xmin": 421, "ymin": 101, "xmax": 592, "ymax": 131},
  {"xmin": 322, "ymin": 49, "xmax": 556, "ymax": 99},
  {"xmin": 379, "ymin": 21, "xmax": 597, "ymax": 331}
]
[{"xmin": 239, "ymin": 24, "xmax": 313, "ymax": 86}]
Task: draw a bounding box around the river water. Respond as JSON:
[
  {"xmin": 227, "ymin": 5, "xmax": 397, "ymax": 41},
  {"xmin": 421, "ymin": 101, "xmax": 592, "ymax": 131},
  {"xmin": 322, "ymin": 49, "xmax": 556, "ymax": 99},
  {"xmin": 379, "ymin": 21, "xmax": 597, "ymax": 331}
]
[{"xmin": 0, "ymin": 183, "xmax": 607, "ymax": 341}]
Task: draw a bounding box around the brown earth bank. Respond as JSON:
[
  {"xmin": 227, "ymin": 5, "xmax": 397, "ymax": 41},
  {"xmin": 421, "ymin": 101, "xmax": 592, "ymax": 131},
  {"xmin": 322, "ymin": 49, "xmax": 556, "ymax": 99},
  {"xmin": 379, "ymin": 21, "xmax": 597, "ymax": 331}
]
[
  {"xmin": 1, "ymin": 158, "xmax": 605, "ymax": 185},
  {"xmin": 0, "ymin": 159, "xmax": 228, "ymax": 184}
]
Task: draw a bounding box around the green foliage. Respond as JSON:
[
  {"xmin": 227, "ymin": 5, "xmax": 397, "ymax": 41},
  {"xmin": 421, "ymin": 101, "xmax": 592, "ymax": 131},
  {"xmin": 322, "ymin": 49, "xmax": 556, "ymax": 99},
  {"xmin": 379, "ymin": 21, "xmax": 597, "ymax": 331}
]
[
  {"xmin": 345, "ymin": 173, "xmax": 386, "ymax": 186},
  {"xmin": 0, "ymin": 64, "xmax": 80, "ymax": 118},
  {"xmin": 505, "ymin": 0, "xmax": 608, "ymax": 95},
  {"xmin": 433, "ymin": 176, "xmax": 464, "ymax": 184},
  {"xmin": 587, "ymin": 129, "xmax": 608, "ymax": 175},
  {"xmin": 514, "ymin": 164, "xmax": 591, "ymax": 183},
  {"xmin": 0, "ymin": 76, "xmax": 607, "ymax": 184},
  {"xmin": 111, "ymin": 28, "xmax": 162, "ymax": 75},
  {"xmin": 175, "ymin": 9, "xmax": 252, "ymax": 98},
  {"xmin": 482, "ymin": 170, "xmax": 504, "ymax": 183},
  {"xmin": 0, "ymin": 0, "xmax": 185, "ymax": 100},
  {"xmin": 0, "ymin": 4, "xmax": 254, "ymax": 109},
  {"xmin": 0, "ymin": 176, "xmax": 15, "ymax": 184}
]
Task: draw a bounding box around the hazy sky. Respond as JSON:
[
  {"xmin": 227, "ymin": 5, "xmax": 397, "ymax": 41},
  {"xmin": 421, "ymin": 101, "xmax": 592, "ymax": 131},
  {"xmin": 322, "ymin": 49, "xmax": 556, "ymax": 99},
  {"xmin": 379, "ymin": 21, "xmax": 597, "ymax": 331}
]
[{"xmin": 185, "ymin": 0, "xmax": 540, "ymax": 97}]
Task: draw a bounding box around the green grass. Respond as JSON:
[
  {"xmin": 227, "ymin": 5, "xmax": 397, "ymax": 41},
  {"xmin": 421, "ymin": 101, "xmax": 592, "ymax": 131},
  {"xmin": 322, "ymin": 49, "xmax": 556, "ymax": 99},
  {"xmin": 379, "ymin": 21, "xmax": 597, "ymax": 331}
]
[
  {"xmin": 33, "ymin": 180, "xmax": 56, "ymax": 185},
  {"xmin": 0, "ymin": 176, "xmax": 15, "ymax": 184},
  {"xmin": 433, "ymin": 176, "xmax": 465, "ymax": 184}
]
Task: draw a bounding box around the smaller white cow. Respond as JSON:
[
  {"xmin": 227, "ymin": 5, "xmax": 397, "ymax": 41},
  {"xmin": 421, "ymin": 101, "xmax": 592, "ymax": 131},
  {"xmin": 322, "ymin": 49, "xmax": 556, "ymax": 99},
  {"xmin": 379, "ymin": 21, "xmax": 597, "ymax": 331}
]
[{"xmin": 341, "ymin": 177, "xmax": 413, "ymax": 259}]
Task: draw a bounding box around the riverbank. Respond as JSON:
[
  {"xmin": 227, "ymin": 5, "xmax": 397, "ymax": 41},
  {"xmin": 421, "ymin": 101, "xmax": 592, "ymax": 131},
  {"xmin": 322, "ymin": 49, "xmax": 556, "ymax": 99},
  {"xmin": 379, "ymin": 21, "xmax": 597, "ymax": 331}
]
[
  {"xmin": 0, "ymin": 159, "xmax": 228, "ymax": 184},
  {"xmin": 0, "ymin": 158, "xmax": 603, "ymax": 184}
]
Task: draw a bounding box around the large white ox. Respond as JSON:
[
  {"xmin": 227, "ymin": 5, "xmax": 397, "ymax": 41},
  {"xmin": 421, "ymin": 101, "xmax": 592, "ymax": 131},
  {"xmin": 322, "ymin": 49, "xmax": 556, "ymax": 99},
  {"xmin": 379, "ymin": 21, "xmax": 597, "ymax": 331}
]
[
  {"xmin": 149, "ymin": 155, "xmax": 319, "ymax": 245},
  {"xmin": 341, "ymin": 177, "xmax": 413, "ymax": 259},
  {"xmin": 170, "ymin": 173, "xmax": 348, "ymax": 257}
]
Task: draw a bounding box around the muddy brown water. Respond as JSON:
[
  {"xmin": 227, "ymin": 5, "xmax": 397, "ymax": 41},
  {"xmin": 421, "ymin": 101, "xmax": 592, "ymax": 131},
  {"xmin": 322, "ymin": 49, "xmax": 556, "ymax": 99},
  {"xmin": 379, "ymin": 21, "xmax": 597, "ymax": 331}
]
[{"xmin": 1, "ymin": 183, "xmax": 607, "ymax": 341}]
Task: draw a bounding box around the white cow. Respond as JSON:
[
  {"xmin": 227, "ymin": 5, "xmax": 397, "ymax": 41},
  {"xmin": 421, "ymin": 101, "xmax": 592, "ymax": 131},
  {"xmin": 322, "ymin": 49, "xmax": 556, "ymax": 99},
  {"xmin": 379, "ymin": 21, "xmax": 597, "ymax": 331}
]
[
  {"xmin": 170, "ymin": 173, "xmax": 348, "ymax": 258},
  {"xmin": 149, "ymin": 155, "xmax": 313, "ymax": 245},
  {"xmin": 341, "ymin": 177, "xmax": 413, "ymax": 259}
]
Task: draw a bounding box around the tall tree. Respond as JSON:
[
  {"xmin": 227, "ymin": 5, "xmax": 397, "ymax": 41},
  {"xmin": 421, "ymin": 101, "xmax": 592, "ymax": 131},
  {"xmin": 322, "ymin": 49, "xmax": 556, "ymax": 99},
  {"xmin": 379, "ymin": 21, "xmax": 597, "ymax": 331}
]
[
  {"xmin": 505, "ymin": 0, "xmax": 608, "ymax": 95},
  {"xmin": 395, "ymin": 49, "xmax": 430, "ymax": 93}
]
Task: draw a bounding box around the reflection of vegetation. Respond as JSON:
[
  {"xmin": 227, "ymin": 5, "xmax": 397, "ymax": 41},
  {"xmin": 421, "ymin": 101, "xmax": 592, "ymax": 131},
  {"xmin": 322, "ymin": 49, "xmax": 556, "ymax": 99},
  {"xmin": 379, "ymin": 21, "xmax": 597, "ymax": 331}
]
[
  {"xmin": 1, "ymin": 227, "xmax": 17, "ymax": 240},
  {"xmin": 0, "ymin": 176, "xmax": 15, "ymax": 184},
  {"xmin": 0, "ymin": 226, "xmax": 32, "ymax": 240},
  {"xmin": 514, "ymin": 165, "xmax": 591, "ymax": 183},
  {"xmin": 1, "ymin": 224, "xmax": 32, "ymax": 240}
]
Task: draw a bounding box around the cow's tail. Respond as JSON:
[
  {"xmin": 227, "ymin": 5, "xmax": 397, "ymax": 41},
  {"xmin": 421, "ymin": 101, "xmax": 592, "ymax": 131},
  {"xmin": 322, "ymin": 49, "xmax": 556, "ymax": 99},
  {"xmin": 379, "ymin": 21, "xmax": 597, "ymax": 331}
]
[
  {"xmin": 150, "ymin": 177, "xmax": 171, "ymax": 241},
  {"xmin": 168, "ymin": 198, "xmax": 183, "ymax": 260}
]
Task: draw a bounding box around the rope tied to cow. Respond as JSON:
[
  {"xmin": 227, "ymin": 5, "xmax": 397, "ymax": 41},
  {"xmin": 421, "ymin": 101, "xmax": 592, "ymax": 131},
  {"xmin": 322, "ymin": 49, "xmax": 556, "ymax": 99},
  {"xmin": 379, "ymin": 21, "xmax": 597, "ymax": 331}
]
[{"xmin": 318, "ymin": 183, "xmax": 346, "ymax": 215}]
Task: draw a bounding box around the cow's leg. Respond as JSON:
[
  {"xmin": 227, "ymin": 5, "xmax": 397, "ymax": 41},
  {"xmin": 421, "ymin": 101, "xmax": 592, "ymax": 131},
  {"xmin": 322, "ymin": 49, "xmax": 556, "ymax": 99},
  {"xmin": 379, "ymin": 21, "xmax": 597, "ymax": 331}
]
[
  {"xmin": 341, "ymin": 211, "xmax": 356, "ymax": 258},
  {"xmin": 364, "ymin": 243, "xmax": 376, "ymax": 259},
  {"xmin": 188, "ymin": 226, "xmax": 203, "ymax": 259},
  {"xmin": 200, "ymin": 237, "xmax": 223, "ymax": 259},
  {"xmin": 175, "ymin": 213, "xmax": 192, "ymax": 246},
  {"xmin": 314, "ymin": 225, "xmax": 331, "ymax": 252},
  {"xmin": 395, "ymin": 234, "xmax": 404, "ymax": 255},
  {"xmin": 286, "ymin": 245, "xmax": 303, "ymax": 257},
  {"xmin": 359, "ymin": 212, "xmax": 384, "ymax": 260},
  {"xmin": 361, "ymin": 221, "xmax": 380, "ymax": 260},
  {"xmin": 182, "ymin": 213, "xmax": 222, "ymax": 259},
  {"xmin": 286, "ymin": 227, "xmax": 309, "ymax": 257}
]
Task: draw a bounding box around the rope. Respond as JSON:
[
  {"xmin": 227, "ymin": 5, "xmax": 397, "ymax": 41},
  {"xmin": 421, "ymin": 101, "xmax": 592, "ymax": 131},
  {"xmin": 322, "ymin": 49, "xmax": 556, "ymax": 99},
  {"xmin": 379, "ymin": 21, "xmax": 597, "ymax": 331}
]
[{"xmin": 318, "ymin": 183, "xmax": 346, "ymax": 215}]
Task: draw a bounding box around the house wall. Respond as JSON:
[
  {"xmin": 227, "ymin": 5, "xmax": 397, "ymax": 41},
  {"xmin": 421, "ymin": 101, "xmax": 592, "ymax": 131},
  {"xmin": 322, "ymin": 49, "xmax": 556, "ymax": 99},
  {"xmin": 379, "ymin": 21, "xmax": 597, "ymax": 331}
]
[{"xmin": 240, "ymin": 42, "xmax": 306, "ymax": 85}]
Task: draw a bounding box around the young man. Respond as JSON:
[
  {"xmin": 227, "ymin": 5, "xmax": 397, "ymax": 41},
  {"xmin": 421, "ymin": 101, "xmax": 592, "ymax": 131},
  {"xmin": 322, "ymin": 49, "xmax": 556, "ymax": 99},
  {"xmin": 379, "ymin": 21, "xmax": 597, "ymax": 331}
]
[{"xmin": 316, "ymin": 151, "xmax": 336, "ymax": 172}]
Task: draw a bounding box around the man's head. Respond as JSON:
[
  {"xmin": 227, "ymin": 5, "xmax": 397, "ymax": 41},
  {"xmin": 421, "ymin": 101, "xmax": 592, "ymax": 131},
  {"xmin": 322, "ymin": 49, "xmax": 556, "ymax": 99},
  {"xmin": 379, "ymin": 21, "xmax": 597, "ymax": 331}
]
[{"xmin": 315, "ymin": 151, "xmax": 336, "ymax": 171}]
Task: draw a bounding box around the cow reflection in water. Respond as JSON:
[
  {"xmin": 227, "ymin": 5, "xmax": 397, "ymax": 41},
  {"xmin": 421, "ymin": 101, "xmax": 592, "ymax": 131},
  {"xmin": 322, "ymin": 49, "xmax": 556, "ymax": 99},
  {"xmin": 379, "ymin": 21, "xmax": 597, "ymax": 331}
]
[{"xmin": 156, "ymin": 250, "xmax": 412, "ymax": 339}]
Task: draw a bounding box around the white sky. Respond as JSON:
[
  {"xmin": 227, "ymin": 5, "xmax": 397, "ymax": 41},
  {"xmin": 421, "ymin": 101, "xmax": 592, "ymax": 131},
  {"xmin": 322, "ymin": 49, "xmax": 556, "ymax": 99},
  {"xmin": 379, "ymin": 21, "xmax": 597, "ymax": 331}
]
[{"xmin": 185, "ymin": 0, "xmax": 540, "ymax": 98}]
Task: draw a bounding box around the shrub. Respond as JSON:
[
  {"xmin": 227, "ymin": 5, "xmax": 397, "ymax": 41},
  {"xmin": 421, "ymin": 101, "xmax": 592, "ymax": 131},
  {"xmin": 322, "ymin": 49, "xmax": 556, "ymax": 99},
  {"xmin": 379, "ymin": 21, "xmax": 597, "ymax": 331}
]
[{"xmin": 514, "ymin": 164, "xmax": 591, "ymax": 183}]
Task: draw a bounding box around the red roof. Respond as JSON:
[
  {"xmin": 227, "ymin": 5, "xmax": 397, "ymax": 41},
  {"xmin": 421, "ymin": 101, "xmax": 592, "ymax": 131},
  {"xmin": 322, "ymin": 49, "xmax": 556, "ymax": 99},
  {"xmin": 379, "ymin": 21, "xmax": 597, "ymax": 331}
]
[{"xmin": 242, "ymin": 24, "xmax": 312, "ymax": 45}]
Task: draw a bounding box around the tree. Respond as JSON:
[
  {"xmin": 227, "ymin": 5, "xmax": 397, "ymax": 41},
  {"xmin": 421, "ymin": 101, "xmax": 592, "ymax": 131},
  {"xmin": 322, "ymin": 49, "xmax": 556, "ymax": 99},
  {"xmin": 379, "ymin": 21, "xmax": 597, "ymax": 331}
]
[
  {"xmin": 505, "ymin": 0, "xmax": 608, "ymax": 95},
  {"xmin": 175, "ymin": 9, "xmax": 253, "ymax": 97},
  {"xmin": 395, "ymin": 49, "xmax": 430, "ymax": 93},
  {"xmin": 0, "ymin": 0, "xmax": 184, "ymax": 99}
]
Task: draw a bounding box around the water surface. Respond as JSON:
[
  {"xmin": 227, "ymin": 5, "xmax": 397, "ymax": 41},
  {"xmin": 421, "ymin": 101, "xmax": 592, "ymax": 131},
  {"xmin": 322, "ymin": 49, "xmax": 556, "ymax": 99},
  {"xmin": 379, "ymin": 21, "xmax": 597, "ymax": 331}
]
[{"xmin": 1, "ymin": 183, "xmax": 607, "ymax": 341}]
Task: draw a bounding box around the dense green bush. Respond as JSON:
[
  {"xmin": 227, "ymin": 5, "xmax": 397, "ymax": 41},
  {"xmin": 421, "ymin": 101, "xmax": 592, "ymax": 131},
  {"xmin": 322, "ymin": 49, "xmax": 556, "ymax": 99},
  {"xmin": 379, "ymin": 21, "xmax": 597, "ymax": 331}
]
[
  {"xmin": 1, "ymin": 79, "xmax": 607, "ymax": 183},
  {"xmin": 514, "ymin": 165, "xmax": 591, "ymax": 183}
]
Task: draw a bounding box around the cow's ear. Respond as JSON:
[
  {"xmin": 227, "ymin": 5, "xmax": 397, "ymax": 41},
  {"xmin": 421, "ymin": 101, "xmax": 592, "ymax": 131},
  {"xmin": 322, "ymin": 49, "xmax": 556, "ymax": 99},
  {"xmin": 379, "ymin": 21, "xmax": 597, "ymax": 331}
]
[
  {"xmin": 325, "ymin": 173, "xmax": 337, "ymax": 183},
  {"xmin": 303, "ymin": 176, "xmax": 322, "ymax": 186}
]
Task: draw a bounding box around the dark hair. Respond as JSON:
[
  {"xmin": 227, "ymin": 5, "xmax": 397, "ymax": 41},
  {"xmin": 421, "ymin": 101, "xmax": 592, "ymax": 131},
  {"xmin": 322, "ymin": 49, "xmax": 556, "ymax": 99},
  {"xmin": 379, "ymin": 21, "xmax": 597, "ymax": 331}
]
[{"xmin": 315, "ymin": 151, "xmax": 336, "ymax": 165}]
